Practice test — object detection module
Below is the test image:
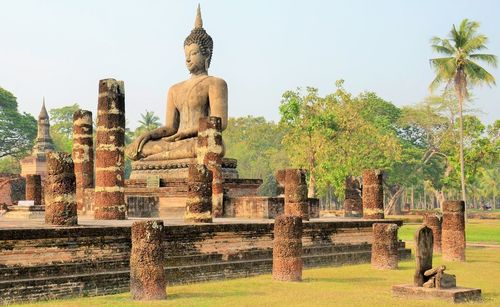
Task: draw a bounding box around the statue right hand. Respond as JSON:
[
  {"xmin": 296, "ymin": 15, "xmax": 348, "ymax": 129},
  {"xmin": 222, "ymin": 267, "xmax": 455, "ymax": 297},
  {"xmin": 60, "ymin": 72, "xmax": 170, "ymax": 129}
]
[{"xmin": 137, "ymin": 133, "xmax": 152, "ymax": 153}]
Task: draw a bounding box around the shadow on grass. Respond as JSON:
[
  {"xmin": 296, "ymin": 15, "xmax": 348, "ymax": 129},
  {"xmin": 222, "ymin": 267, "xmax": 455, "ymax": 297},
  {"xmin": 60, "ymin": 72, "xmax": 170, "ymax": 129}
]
[
  {"xmin": 168, "ymin": 291, "xmax": 265, "ymax": 300},
  {"xmin": 304, "ymin": 277, "xmax": 383, "ymax": 283}
]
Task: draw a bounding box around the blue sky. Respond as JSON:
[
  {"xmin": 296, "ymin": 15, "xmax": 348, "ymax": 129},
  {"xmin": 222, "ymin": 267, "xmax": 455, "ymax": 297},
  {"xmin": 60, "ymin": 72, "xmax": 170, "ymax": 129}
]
[{"xmin": 1, "ymin": 0, "xmax": 498, "ymax": 128}]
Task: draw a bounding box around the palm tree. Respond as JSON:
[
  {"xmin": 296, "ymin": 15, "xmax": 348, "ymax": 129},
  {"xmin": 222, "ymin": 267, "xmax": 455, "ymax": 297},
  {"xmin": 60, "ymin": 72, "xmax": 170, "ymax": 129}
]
[
  {"xmin": 429, "ymin": 19, "xmax": 497, "ymax": 209},
  {"xmin": 135, "ymin": 110, "xmax": 161, "ymax": 136}
]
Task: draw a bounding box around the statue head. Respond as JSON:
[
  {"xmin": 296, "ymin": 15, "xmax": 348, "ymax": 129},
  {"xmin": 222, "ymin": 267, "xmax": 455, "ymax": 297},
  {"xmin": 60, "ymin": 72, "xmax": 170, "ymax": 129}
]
[{"xmin": 184, "ymin": 5, "xmax": 213, "ymax": 74}]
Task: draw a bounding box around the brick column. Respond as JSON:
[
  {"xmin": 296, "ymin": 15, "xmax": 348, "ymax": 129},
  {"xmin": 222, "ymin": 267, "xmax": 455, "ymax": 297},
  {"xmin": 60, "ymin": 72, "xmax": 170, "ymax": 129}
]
[
  {"xmin": 284, "ymin": 169, "xmax": 309, "ymax": 221},
  {"xmin": 273, "ymin": 214, "xmax": 303, "ymax": 281},
  {"xmin": 72, "ymin": 109, "xmax": 94, "ymax": 213},
  {"xmin": 130, "ymin": 220, "xmax": 166, "ymax": 300},
  {"xmin": 371, "ymin": 223, "xmax": 398, "ymax": 269},
  {"xmin": 45, "ymin": 152, "xmax": 77, "ymax": 226},
  {"xmin": 25, "ymin": 174, "xmax": 42, "ymax": 207},
  {"xmin": 185, "ymin": 164, "xmax": 213, "ymax": 223},
  {"xmin": 442, "ymin": 200, "xmax": 465, "ymax": 261},
  {"xmin": 197, "ymin": 116, "xmax": 223, "ymax": 218},
  {"xmin": 94, "ymin": 79, "xmax": 126, "ymax": 220},
  {"xmin": 344, "ymin": 176, "xmax": 362, "ymax": 217},
  {"xmin": 362, "ymin": 169, "xmax": 384, "ymax": 219},
  {"xmin": 423, "ymin": 214, "xmax": 442, "ymax": 254}
]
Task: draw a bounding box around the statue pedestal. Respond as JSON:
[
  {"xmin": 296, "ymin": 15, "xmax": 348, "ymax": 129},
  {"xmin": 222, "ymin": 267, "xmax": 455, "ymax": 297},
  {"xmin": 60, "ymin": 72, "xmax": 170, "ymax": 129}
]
[
  {"xmin": 130, "ymin": 158, "xmax": 238, "ymax": 180},
  {"xmin": 392, "ymin": 285, "xmax": 481, "ymax": 303}
]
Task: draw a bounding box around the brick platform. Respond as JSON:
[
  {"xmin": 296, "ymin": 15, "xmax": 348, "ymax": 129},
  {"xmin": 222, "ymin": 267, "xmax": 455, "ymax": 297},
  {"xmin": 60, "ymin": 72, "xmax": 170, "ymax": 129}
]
[{"xmin": 0, "ymin": 217, "xmax": 410, "ymax": 304}]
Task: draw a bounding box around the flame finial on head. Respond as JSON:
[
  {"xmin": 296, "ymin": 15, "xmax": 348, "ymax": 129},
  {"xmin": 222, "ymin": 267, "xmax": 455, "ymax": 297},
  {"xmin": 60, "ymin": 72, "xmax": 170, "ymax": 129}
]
[{"xmin": 194, "ymin": 4, "xmax": 203, "ymax": 29}]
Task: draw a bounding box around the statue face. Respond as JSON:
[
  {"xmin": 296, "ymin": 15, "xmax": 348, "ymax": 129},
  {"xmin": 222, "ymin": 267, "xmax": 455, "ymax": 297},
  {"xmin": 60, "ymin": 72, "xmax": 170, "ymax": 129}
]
[{"xmin": 185, "ymin": 43, "xmax": 207, "ymax": 74}]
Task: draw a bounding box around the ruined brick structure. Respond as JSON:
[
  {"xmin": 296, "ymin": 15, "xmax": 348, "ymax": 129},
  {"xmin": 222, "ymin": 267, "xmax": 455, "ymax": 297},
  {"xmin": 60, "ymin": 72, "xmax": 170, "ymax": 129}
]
[
  {"xmin": 130, "ymin": 220, "xmax": 166, "ymax": 300},
  {"xmin": 197, "ymin": 116, "xmax": 223, "ymax": 217},
  {"xmin": 344, "ymin": 176, "xmax": 362, "ymax": 217},
  {"xmin": 94, "ymin": 79, "xmax": 126, "ymax": 220},
  {"xmin": 25, "ymin": 174, "xmax": 42, "ymax": 206},
  {"xmin": 72, "ymin": 110, "xmax": 94, "ymax": 213},
  {"xmin": 442, "ymin": 200, "xmax": 465, "ymax": 261},
  {"xmin": 185, "ymin": 164, "xmax": 213, "ymax": 223},
  {"xmin": 362, "ymin": 169, "xmax": 384, "ymax": 219},
  {"xmin": 45, "ymin": 152, "xmax": 77, "ymax": 226},
  {"xmin": 273, "ymin": 215, "xmax": 303, "ymax": 281},
  {"xmin": 371, "ymin": 223, "xmax": 398, "ymax": 269},
  {"xmin": 284, "ymin": 169, "xmax": 309, "ymax": 221},
  {"xmin": 0, "ymin": 174, "xmax": 25, "ymax": 206},
  {"xmin": 423, "ymin": 214, "xmax": 442, "ymax": 254}
]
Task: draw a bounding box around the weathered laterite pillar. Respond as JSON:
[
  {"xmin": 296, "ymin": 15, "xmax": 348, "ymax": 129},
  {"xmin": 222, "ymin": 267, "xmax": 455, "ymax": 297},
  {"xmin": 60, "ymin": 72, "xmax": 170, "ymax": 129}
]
[
  {"xmin": 72, "ymin": 109, "xmax": 94, "ymax": 213},
  {"xmin": 371, "ymin": 223, "xmax": 398, "ymax": 269},
  {"xmin": 362, "ymin": 169, "xmax": 384, "ymax": 219},
  {"xmin": 344, "ymin": 176, "xmax": 362, "ymax": 217},
  {"xmin": 284, "ymin": 169, "xmax": 309, "ymax": 221},
  {"xmin": 25, "ymin": 174, "xmax": 42, "ymax": 207},
  {"xmin": 442, "ymin": 200, "xmax": 466, "ymax": 261},
  {"xmin": 130, "ymin": 220, "xmax": 166, "ymax": 300},
  {"xmin": 45, "ymin": 152, "xmax": 78, "ymax": 226},
  {"xmin": 94, "ymin": 79, "xmax": 126, "ymax": 220},
  {"xmin": 197, "ymin": 116, "xmax": 223, "ymax": 218},
  {"xmin": 185, "ymin": 164, "xmax": 213, "ymax": 223},
  {"xmin": 273, "ymin": 214, "xmax": 303, "ymax": 281},
  {"xmin": 423, "ymin": 214, "xmax": 442, "ymax": 254}
]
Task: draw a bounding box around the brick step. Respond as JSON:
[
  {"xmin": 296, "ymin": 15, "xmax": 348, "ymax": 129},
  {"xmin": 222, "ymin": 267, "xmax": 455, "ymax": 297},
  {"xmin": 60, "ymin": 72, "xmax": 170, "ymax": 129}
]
[{"xmin": 0, "ymin": 259, "xmax": 129, "ymax": 281}]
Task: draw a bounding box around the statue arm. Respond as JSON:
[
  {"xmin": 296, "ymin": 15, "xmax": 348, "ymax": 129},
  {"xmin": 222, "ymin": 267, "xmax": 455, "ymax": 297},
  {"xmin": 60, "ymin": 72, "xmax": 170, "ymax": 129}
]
[{"xmin": 209, "ymin": 78, "xmax": 228, "ymax": 130}]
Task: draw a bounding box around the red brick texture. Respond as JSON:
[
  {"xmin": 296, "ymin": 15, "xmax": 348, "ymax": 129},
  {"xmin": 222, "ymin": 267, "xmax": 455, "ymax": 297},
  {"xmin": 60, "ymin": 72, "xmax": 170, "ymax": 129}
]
[
  {"xmin": 130, "ymin": 220, "xmax": 166, "ymax": 300},
  {"xmin": 371, "ymin": 223, "xmax": 398, "ymax": 269},
  {"xmin": 442, "ymin": 200, "xmax": 465, "ymax": 261},
  {"xmin": 272, "ymin": 214, "xmax": 303, "ymax": 281}
]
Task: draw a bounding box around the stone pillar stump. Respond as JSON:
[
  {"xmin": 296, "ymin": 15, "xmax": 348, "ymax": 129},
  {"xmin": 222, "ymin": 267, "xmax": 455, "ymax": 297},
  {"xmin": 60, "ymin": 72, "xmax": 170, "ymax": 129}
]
[
  {"xmin": 344, "ymin": 176, "xmax": 362, "ymax": 217},
  {"xmin": 197, "ymin": 116, "xmax": 224, "ymax": 218},
  {"xmin": 45, "ymin": 152, "xmax": 77, "ymax": 226},
  {"xmin": 25, "ymin": 174, "xmax": 42, "ymax": 207},
  {"xmin": 423, "ymin": 214, "xmax": 442, "ymax": 254},
  {"xmin": 130, "ymin": 220, "xmax": 166, "ymax": 300},
  {"xmin": 273, "ymin": 214, "xmax": 303, "ymax": 281},
  {"xmin": 442, "ymin": 200, "xmax": 466, "ymax": 261},
  {"xmin": 185, "ymin": 164, "xmax": 213, "ymax": 223},
  {"xmin": 94, "ymin": 79, "xmax": 126, "ymax": 220},
  {"xmin": 362, "ymin": 169, "xmax": 384, "ymax": 219},
  {"xmin": 72, "ymin": 109, "xmax": 94, "ymax": 213},
  {"xmin": 284, "ymin": 169, "xmax": 309, "ymax": 221},
  {"xmin": 371, "ymin": 223, "xmax": 398, "ymax": 269}
]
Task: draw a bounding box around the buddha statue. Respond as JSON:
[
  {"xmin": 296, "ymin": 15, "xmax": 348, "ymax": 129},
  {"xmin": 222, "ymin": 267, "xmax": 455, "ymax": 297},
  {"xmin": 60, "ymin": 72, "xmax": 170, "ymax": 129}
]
[{"xmin": 125, "ymin": 5, "xmax": 228, "ymax": 162}]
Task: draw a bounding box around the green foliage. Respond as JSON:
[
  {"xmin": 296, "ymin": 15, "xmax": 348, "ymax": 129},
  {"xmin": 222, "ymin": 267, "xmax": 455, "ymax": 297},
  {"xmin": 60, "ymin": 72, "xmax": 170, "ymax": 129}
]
[
  {"xmin": 0, "ymin": 87, "xmax": 37, "ymax": 158},
  {"xmin": 0, "ymin": 156, "xmax": 21, "ymax": 174},
  {"xmin": 49, "ymin": 104, "xmax": 80, "ymax": 153},
  {"xmin": 279, "ymin": 82, "xmax": 402, "ymax": 199},
  {"xmin": 223, "ymin": 116, "xmax": 288, "ymax": 196},
  {"xmin": 134, "ymin": 110, "xmax": 161, "ymax": 137}
]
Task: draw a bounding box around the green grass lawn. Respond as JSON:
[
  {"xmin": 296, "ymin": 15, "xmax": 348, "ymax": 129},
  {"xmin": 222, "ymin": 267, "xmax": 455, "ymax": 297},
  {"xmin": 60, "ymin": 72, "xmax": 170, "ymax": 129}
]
[
  {"xmin": 12, "ymin": 246, "xmax": 500, "ymax": 307},
  {"xmin": 399, "ymin": 218, "xmax": 500, "ymax": 244}
]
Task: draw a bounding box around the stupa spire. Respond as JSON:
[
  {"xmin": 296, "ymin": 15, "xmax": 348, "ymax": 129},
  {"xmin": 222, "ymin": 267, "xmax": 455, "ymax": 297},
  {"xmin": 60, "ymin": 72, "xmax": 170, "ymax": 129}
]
[
  {"xmin": 194, "ymin": 4, "xmax": 203, "ymax": 28},
  {"xmin": 39, "ymin": 97, "xmax": 49, "ymax": 119}
]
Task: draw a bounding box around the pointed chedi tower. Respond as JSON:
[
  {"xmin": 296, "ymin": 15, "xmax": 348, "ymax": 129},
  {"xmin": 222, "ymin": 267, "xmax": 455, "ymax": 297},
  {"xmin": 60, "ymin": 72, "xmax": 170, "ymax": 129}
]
[{"xmin": 20, "ymin": 98, "xmax": 55, "ymax": 178}]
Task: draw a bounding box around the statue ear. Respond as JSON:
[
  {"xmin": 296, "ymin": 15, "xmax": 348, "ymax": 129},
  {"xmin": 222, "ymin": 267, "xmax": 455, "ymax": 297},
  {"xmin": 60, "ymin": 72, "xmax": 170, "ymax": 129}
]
[{"xmin": 204, "ymin": 58, "xmax": 209, "ymax": 71}]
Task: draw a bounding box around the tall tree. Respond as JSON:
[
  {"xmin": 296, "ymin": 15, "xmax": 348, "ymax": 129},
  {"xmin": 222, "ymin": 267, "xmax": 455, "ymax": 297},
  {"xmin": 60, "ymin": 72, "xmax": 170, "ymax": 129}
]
[
  {"xmin": 0, "ymin": 87, "xmax": 37, "ymax": 158},
  {"xmin": 49, "ymin": 104, "xmax": 80, "ymax": 153},
  {"xmin": 134, "ymin": 110, "xmax": 161, "ymax": 137},
  {"xmin": 429, "ymin": 19, "xmax": 497, "ymax": 208}
]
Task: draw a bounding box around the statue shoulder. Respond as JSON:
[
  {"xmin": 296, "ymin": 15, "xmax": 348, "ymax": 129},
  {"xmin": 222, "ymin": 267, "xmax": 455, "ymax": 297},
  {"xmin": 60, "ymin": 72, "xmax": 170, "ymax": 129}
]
[{"xmin": 207, "ymin": 76, "xmax": 227, "ymax": 89}]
